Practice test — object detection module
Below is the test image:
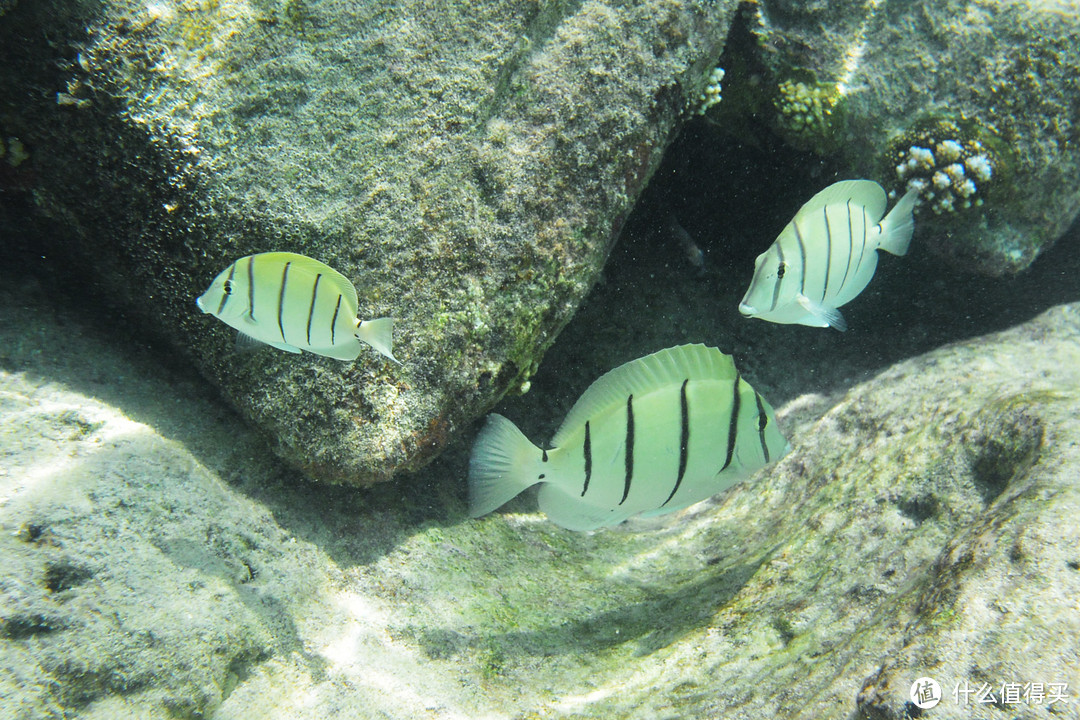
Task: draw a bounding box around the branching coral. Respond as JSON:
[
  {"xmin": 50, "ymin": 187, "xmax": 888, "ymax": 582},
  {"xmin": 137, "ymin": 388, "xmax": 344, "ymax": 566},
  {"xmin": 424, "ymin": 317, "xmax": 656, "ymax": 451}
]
[{"xmin": 886, "ymin": 118, "xmax": 1003, "ymax": 216}]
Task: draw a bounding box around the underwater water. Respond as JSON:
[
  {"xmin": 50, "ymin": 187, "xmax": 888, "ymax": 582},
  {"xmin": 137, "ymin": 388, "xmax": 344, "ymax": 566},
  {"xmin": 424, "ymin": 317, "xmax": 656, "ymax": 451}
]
[{"xmin": 3, "ymin": 0, "xmax": 1080, "ymax": 718}]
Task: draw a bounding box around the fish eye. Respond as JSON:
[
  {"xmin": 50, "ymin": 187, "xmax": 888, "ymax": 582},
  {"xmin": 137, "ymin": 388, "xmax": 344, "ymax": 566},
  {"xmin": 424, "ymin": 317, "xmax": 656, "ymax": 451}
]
[
  {"xmin": 776, "ymin": 262, "xmax": 786, "ymax": 279},
  {"xmin": 758, "ymin": 413, "xmax": 768, "ymax": 431},
  {"xmin": 223, "ymin": 280, "xmax": 233, "ymax": 295}
]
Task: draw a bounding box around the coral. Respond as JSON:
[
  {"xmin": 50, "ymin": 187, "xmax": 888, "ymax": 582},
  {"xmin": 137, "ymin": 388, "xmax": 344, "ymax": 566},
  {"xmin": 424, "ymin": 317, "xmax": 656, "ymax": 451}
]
[
  {"xmin": 772, "ymin": 77, "xmax": 845, "ymax": 154},
  {"xmin": 885, "ymin": 117, "xmax": 1006, "ymax": 217},
  {"xmin": 696, "ymin": 66, "xmax": 725, "ymax": 115}
]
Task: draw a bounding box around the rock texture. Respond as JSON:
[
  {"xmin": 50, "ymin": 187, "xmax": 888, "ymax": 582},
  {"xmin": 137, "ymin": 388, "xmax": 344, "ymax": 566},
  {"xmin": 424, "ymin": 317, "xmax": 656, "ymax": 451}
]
[
  {"xmin": 3, "ymin": 0, "xmax": 1079, "ymax": 485},
  {"xmin": 0, "ymin": 0, "xmax": 736, "ymax": 485},
  {"xmin": 743, "ymin": 0, "xmax": 1080, "ymax": 276},
  {"xmin": 3, "ymin": 267, "xmax": 1079, "ymax": 719}
]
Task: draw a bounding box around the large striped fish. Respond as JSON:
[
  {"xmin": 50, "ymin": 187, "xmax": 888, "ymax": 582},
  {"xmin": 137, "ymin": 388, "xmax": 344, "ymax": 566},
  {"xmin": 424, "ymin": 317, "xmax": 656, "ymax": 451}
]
[
  {"xmin": 196, "ymin": 252, "xmax": 397, "ymax": 362},
  {"xmin": 468, "ymin": 344, "xmax": 789, "ymax": 531},
  {"xmin": 738, "ymin": 180, "xmax": 917, "ymax": 331}
]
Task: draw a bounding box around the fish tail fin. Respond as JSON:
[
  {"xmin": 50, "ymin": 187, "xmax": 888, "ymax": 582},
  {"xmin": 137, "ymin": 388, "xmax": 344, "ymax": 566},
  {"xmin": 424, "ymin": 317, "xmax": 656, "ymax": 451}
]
[
  {"xmin": 877, "ymin": 188, "xmax": 918, "ymax": 257},
  {"xmin": 355, "ymin": 317, "xmax": 398, "ymax": 363},
  {"xmin": 468, "ymin": 414, "xmax": 542, "ymax": 518}
]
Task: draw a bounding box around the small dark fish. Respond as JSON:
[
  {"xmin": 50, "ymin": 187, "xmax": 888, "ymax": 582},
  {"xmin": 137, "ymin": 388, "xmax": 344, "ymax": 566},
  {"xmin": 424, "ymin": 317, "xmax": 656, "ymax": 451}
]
[{"xmin": 667, "ymin": 214, "xmax": 706, "ymax": 277}]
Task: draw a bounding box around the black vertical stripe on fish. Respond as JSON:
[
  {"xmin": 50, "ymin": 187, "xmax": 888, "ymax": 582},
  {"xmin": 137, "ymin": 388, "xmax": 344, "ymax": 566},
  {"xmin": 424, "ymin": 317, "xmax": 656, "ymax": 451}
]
[
  {"xmin": 330, "ymin": 295, "xmax": 342, "ymax": 345},
  {"xmin": 581, "ymin": 420, "xmax": 592, "ymax": 497},
  {"xmin": 662, "ymin": 378, "xmax": 691, "ymax": 507},
  {"xmin": 306, "ymin": 273, "xmax": 323, "ymax": 345},
  {"xmin": 542, "ymin": 449, "xmax": 548, "ymax": 462},
  {"xmin": 754, "ymin": 391, "xmax": 770, "ymax": 463},
  {"xmin": 620, "ymin": 395, "xmax": 635, "ymax": 505},
  {"xmin": 216, "ymin": 261, "xmax": 237, "ymax": 315},
  {"xmin": 770, "ymin": 244, "xmax": 786, "ymax": 312},
  {"xmin": 854, "ymin": 207, "xmax": 868, "ymax": 276},
  {"xmin": 792, "ymin": 220, "xmax": 807, "ymax": 296},
  {"xmin": 247, "ymin": 256, "xmax": 256, "ymax": 321},
  {"xmin": 839, "ymin": 199, "xmax": 855, "ymax": 293},
  {"xmin": 822, "ymin": 206, "xmax": 832, "ymax": 300},
  {"xmin": 720, "ymin": 373, "xmax": 741, "ymax": 472},
  {"xmin": 277, "ymin": 261, "xmax": 292, "ymax": 342}
]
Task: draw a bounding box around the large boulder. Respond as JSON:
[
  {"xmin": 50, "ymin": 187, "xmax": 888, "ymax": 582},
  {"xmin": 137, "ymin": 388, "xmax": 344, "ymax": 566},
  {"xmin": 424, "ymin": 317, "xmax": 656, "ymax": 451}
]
[{"xmin": 0, "ymin": 0, "xmax": 736, "ymax": 485}]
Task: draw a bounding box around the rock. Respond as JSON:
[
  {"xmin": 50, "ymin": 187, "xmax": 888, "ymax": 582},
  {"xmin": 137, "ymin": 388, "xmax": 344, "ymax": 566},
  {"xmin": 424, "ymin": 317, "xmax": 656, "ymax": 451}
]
[
  {"xmin": 0, "ymin": 362, "xmax": 284, "ymax": 717},
  {"xmin": 0, "ymin": 0, "xmax": 738, "ymax": 484},
  {"xmin": 735, "ymin": 0, "xmax": 1080, "ymax": 276},
  {"xmin": 3, "ymin": 259, "xmax": 1078, "ymax": 718}
]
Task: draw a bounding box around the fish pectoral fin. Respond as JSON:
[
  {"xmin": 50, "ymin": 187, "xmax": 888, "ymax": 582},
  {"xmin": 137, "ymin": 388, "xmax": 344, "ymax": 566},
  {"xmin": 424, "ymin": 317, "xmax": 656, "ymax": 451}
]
[
  {"xmin": 796, "ymin": 294, "xmax": 848, "ymax": 332},
  {"xmin": 234, "ymin": 330, "xmax": 264, "ymax": 353}
]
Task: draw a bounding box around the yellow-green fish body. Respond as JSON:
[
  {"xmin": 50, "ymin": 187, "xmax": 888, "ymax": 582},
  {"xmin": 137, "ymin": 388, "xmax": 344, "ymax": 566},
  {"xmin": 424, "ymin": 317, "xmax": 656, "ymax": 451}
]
[
  {"xmin": 468, "ymin": 344, "xmax": 789, "ymax": 531},
  {"xmin": 196, "ymin": 252, "xmax": 396, "ymax": 362},
  {"xmin": 739, "ymin": 180, "xmax": 917, "ymax": 331}
]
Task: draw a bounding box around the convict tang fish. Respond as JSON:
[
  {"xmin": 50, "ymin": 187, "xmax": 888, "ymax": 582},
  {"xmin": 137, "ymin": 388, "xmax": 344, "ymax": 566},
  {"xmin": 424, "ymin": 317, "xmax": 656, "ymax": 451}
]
[
  {"xmin": 468, "ymin": 344, "xmax": 789, "ymax": 531},
  {"xmin": 739, "ymin": 180, "xmax": 917, "ymax": 331},
  {"xmin": 196, "ymin": 252, "xmax": 397, "ymax": 362}
]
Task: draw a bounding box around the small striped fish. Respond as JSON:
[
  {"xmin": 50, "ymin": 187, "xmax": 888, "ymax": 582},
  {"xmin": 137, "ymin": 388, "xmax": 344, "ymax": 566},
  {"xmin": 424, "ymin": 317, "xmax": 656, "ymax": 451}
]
[
  {"xmin": 738, "ymin": 180, "xmax": 917, "ymax": 331},
  {"xmin": 468, "ymin": 344, "xmax": 789, "ymax": 531},
  {"xmin": 196, "ymin": 252, "xmax": 397, "ymax": 362}
]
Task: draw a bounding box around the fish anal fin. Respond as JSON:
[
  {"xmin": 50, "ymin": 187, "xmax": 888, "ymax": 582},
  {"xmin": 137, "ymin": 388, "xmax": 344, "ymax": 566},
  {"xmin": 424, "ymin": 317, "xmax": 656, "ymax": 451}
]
[
  {"xmin": 796, "ymin": 294, "xmax": 848, "ymax": 332},
  {"xmin": 236, "ymin": 330, "xmax": 301, "ymax": 353},
  {"xmin": 538, "ymin": 485, "xmax": 628, "ymax": 531}
]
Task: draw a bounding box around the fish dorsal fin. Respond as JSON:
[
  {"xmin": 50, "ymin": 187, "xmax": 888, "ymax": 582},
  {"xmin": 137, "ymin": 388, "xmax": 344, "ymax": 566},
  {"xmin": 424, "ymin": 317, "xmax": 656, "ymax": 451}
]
[
  {"xmin": 794, "ymin": 180, "xmax": 887, "ymax": 224},
  {"xmin": 550, "ymin": 344, "xmax": 737, "ymax": 447},
  {"xmin": 259, "ymin": 252, "xmax": 359, "ymax": 310}
]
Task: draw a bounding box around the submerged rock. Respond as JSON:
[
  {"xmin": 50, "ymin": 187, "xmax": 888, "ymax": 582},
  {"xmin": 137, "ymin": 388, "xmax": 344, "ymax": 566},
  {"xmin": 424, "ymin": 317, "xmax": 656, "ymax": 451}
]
[
  {"xmin": 739, "ymin": 0, "xmax": 1080, "ymax": 276},
  {"xmin": 0, "ymin": 0, "xmax": 737, "ymax": 484},
  {"xmin": 2, "ymin": 266, "xmax": 1078, "ymax": 718}
]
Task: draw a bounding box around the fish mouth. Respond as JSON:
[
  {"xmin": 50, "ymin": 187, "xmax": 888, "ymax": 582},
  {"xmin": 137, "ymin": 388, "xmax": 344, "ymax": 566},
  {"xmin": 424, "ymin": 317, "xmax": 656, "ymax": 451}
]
[{"xmin": 738, "ymin": 302, "xmax": 756, "ymax": 316}]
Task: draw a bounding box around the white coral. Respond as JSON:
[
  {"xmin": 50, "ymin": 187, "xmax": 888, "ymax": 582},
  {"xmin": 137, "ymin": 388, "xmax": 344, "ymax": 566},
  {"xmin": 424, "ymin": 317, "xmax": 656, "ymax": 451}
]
[
  {"xmin": 965, "ymin": 154, "xmax": 993, "ymax": 182},
  {"xmin": 936, "ymin": 139, "xmax": 963, "ymax": 162},
  {"xmin": 908, "ymin": 146, "xmax": 935, "ymax": 169}
]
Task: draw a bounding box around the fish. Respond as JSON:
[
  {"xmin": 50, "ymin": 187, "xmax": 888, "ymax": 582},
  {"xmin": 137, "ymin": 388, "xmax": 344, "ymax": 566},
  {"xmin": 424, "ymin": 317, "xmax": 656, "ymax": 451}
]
[
  {"xmin": 738, "ymin": 179, "xmax": 917, "ymax": 331},
  {"xmin": 196, "ymin": 251, "xmax": 397, "ymax": 362},
  {"xmin": 468, "ymin": 344, "xmax": 789, "ymax": 531},
  {"xmin": 667, "ymin": 214, "xmax": 706, "ymax": 277}
]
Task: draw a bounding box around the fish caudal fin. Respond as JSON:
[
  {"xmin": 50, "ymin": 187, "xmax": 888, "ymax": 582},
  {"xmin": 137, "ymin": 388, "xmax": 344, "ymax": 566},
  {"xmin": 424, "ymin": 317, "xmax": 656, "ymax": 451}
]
[
  {"xmin": 356, "ymin": 317, "xmax": 399, "ymax": 363},
  {"xmin": 877, "ymin": 188, "xmax": 918, "ymax": 257},
  {"xmin": 468, "ymin": 414, "xmax": 542, "ymax": 518}
]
